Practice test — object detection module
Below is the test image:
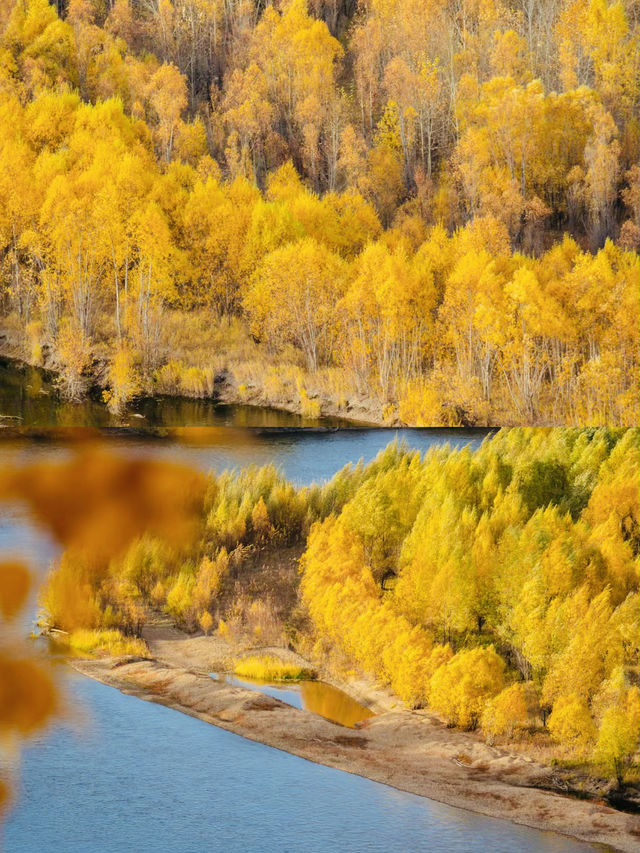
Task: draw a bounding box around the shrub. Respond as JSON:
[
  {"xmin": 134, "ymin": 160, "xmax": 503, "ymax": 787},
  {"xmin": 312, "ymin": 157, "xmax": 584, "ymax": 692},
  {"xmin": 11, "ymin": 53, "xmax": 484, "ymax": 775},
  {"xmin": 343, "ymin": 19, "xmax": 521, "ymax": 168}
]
[
  {"xmin": 192, "ymin": 550, "xmax": 229, "ymax": 611},
  {"xmin": 119, "ymin": 537, "xmax": 168, "ymax": 597},
  {"xmin": 103, "ymin": 345, "xmax": 140, "ymax": 414},
  {"xmin": 234, "ymin": 655, "xmax": 315, "ymax": 682},
  {"xmin": 199, "ymin": 610, "xmax": 214, "ymax": 636},
  {"xmin": 429, "ymin": 646, "xmax": 505, "ymax": 729},
  {"xmin": 594, "ymin": 688, "xmax": 640, "ymax": 785},
  {"xmin": 165, "ymin": 572, "xmax": 196, "ymax": 627},
  {"xmin": 154, "ymin": 360, "xmax": 214, "ymax": 397},
  {"xmin": 298, "ymin": 384, "xmax": 321, "ymax": 419},
  {"xmin": 481, "ymin": 683, "xmax": 530, "ymax": 740},
  {"xmin": 548, "ymin": 694, "xmax": 596, "ymax": 750},
  {"xmin": 250, "ymin": 497, "xmax": 274, "ymax": 542},
  {"xmin": 54, "ymin": 320, "xmax": 91, "ymax": 400},
  {"xmin": 68, "ymin": 629, "xmax": 148, "ymax": 657},
  {"xmin": 40, "ymin": 556, "xmax": 103, "ymax": 632}
]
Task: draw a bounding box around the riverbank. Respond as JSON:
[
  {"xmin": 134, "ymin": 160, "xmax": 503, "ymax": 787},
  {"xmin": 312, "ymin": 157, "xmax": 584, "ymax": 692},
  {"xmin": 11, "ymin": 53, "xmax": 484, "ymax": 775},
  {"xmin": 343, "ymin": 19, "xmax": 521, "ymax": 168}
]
[
  {"xmin": 67, "ymin": 633, "xmax": 639, "ymax": 853},
  {"xmin": 0, "ymin": 309, "xmax": 501, "ymax": 428},
  {"xmin": 0, "ymin": 351, "xmax": 369, "ymax": 428},
  {"xmin": 0, "ymin": 329, "xmax": 385, "ymax": 427}
]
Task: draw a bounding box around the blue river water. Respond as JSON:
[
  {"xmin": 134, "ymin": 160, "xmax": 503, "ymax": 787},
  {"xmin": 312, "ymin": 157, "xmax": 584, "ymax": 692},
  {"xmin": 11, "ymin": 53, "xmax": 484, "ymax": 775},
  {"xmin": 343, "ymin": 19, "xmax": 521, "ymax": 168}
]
[
  {"xmin": 5, "ymin": 674, "xmax": 598, "ymax": 853},
  {"xmin": 0, "ymin": 428, "xmax": 601, "ymax": 852}
]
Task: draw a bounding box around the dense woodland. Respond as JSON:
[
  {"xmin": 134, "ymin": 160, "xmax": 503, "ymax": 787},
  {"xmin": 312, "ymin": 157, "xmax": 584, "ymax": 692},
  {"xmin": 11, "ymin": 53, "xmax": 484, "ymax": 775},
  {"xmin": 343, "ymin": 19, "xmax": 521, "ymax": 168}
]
[
  {"xmin": 0, "ymin": 0, "xmax": 638, "ymax": 424},
  {"xmin": 33, "ymin": 428, "xmax": 639, "ymax": 784}
]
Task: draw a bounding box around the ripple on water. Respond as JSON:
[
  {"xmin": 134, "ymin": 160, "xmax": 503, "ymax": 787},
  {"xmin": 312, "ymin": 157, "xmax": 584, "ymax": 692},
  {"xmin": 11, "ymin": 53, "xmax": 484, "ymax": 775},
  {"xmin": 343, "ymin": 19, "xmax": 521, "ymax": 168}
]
[{"xmin": 5, "ymin": 674, "xmax": 602, "ymax": 853}]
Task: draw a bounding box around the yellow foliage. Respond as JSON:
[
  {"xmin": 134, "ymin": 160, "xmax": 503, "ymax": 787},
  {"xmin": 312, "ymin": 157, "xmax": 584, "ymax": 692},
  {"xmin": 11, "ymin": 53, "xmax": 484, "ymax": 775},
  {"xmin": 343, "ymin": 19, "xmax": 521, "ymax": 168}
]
[
  {"xmin": 0, "ymin": 0, "xmax": 637, "ymax": 426},
  {"xmin": 39, "ymin": 554, "xmax": 103, "ymax": 632},
  {"xmin": 198, "ymin": 610, "xmax": 213, "ymax": 636},
  {"xmin": 481, "ymin": 683, "xmax": 530, "ymax": 739},
  {"xmin": 25, "ymin": 320, "xmax": 43, "ymax": 365},
  {"xmin": 67, "ymin": 629, "xmax": 148, "ymax": 657},
  {"xmin": 165, "ymin": 572, "xmax": 195, "ymax": 626},
  {"xmin": 150, "ymin": 580, "xmax": 166, "ymax": 607},
  {"xmin": 103, "ymin": 345, "xmax": 139, "ymax": 414},
  {"xmin": 298, "ymin": 385, "xmax": 322, "ymax": 420},
  {"xmin": 154, "ymin": 360, "xmax": 215, "ymax": 398},
  {"xmin": 250, "ymin": 497, "xmax": 273, "ymax": 543},
  {"xmin": 548, "ymin": 694, "xmax": 597, "ymax": 751},
  {"xmin": 594, "ymin": 688, "xmax": 640, "ymax": 784},
  {"xmin": 429, "ymin": 647, "xmax": 505, "ymax": 729}
]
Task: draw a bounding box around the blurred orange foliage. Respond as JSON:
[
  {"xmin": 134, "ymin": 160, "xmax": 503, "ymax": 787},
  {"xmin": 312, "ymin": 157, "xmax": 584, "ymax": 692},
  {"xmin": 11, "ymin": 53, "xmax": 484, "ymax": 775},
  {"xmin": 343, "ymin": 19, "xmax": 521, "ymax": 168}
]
[
  {"xmin": 0, "ymin": 562, "xmax": 58, "ymax": 814},
  {"xmin": 0, "ymin": 447, "xmax": 207, "ymax": 816},
  {"xmin": 0, "ymin": 449, "xmax": 207, "ymax": 565}
]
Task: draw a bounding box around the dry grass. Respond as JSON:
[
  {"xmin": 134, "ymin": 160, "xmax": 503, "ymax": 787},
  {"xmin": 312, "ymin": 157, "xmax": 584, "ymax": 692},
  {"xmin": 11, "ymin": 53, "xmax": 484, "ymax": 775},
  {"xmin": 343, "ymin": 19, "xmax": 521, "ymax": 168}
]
[
  {"xmin": 67, "ymin": 629, "xmax": 148, "ymax": 657},
  {"xmin": 234, "ymin": 654, "xmax": 315, "ymax": 682}
]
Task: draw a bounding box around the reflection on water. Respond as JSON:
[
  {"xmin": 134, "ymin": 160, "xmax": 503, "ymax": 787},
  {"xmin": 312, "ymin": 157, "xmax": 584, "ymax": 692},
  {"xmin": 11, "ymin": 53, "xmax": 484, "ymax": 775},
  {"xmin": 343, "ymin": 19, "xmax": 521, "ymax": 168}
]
[
  {"xmin": 5, "ymin": 675, "xmax": 601, "ymax": 853},
  {"xmin": 213, "ymin": 673, "xmax": 374, "ymax": 728},
  {"xmin": 301, "ymin": 680, "xmax": 375, "ymax": 728},
  {"xmin": 0, "ymin": 357, "xmax": 354, "ymax": 428}
]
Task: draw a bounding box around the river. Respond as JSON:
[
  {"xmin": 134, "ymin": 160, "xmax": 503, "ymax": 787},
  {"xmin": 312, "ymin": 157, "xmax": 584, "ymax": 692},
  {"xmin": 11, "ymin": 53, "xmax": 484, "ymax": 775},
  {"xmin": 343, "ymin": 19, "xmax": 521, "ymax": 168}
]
[{"xmin": 0, "ymin": 428, "xmax": 600, "ymax": 853}]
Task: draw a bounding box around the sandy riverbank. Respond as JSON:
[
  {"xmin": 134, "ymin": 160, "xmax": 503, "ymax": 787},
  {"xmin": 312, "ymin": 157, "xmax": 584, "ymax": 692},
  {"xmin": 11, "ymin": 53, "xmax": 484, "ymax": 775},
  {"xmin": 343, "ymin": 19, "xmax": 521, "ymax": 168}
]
[{"xmin": 68, "ymin": 626, "xmax": 639, "ymax": 853}]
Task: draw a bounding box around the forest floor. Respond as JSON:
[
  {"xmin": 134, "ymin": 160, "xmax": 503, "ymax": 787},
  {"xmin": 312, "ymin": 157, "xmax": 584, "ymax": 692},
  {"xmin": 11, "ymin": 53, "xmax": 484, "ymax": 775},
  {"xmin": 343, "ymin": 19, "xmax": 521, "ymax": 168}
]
[{"xmin": 69, "ymin": 621, "xmax": 640, "ymax": 853}]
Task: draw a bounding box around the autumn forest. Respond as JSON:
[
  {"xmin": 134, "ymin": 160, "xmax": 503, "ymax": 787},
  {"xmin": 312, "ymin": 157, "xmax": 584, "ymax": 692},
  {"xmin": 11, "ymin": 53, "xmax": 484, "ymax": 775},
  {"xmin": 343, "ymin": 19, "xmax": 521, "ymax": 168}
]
[
  {"xmin": 23, "ymin": 428, "xmax": 640, "ymax": 785},
  {"xmin": 0, "ymin": 0, "xmax": 638, "ymax": 425}
]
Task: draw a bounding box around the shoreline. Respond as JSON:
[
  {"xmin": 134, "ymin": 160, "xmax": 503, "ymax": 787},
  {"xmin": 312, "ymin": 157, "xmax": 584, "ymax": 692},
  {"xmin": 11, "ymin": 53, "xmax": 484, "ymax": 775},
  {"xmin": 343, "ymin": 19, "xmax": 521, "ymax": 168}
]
[
  {"xmin": 67, "ymin": 651, "xmax": 639, "ymax": 853},
  {"xmin": 0, "ymin": 347, "xmax": 386, "ymax": 428}
]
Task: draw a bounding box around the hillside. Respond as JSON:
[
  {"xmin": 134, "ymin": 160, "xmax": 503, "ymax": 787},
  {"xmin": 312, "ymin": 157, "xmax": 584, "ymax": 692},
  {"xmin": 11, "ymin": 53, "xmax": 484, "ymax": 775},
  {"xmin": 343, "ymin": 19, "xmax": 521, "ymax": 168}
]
[{"xmin": 0, "ymin": 0, "xmax": 638, "ymax": 424}]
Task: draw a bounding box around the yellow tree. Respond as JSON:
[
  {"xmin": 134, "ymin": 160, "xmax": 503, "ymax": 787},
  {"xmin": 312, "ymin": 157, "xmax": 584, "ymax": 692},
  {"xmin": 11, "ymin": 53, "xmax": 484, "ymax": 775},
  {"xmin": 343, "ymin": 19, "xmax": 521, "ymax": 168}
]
[
  {"xmin": 249, "ymin": 0, "xmax": 343, "ymax": 189},
  {"xmin": 0, "ymin": 96, "xmax": 40, "ymax": 325},
  {"xmin": 339, "ymin": 241, "xmax": 435, "ymax": 399},
  {"xmin": 222, "ymin": 63, "xmax": 273, "ymax": 180},
  {"xmin": 244, "ymin": 237, "xmax": 346, "ymax": 371},
  {"xmin": 437, "ymin": 245, "xmax": 505, "ymax": 401},
  {"xmin": 146, "ymin": 62, "xmax": 188, "ymax": 162},
  {"xmin": 92, "ymin": 150, "xmax": 154, "ymax": 340},
  {"xmin": 494, "ymin": 264, "xmax": 569, "ymax": 420},
  {"xmin": 129, "ymin": 199, "xmax": 177, "ymax": 369}
]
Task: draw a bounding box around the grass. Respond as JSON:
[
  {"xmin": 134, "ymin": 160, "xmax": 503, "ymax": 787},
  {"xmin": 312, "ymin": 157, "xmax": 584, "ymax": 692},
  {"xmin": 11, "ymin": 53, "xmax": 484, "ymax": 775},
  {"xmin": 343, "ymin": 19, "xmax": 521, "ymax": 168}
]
[
  {"xmin": 234, "ymin": 655, "xmax": 315, "ymax": 682},
  {"xmin": 67, "ymin": 629, "xmax": 149, "ymax": 657}
]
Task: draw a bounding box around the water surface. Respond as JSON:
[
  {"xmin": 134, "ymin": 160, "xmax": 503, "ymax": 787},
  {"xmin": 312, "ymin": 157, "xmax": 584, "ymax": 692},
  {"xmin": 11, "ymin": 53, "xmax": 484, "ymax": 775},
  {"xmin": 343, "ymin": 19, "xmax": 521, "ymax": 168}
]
[
  {"xmin": 212, "ymin": 673, "xmax": 375, "ymax": 728},
  {"xmin": 4, "ymin": 674, "xmax": 600, "ymax": 853}
]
